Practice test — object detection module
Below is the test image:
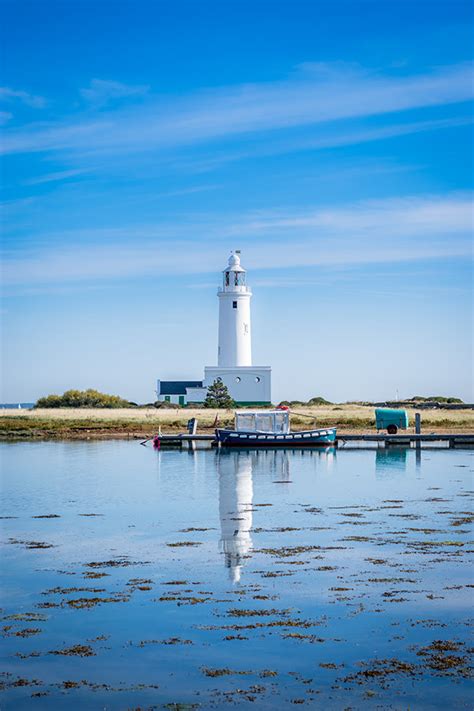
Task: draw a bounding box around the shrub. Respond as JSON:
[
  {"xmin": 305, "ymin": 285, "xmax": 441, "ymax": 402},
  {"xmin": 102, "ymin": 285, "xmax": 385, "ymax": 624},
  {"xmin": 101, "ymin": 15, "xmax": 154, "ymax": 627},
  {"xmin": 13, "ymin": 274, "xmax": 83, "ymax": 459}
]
[
  {"xmin": 36, "ymin": 394, "xmax": 63, "ymax": 408},
  {"xmin": 427, "ymin": 395, "xmax": 464, "ymax": 404},
  {"xmin": 279, "ymin": 397, "xmax": 332, "ymax": 407},
  {"xmin": 35, "ymin": 389, "xmax": 133, "ymax": 409},
  {"xmin": 409, "ymin": 395, "xmax": 464, "ymax": 404},
  {"xmin": 307, "ymin": 396, "xmax": 332, "ymax": 405}
]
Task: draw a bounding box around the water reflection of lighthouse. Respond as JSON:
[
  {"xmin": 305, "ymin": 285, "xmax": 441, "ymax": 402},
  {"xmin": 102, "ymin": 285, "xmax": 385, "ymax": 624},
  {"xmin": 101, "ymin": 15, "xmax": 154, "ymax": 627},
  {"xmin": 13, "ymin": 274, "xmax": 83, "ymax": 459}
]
[{"xmin": 217, "ymin": 451, "xmax": 254, "ymax": 584}]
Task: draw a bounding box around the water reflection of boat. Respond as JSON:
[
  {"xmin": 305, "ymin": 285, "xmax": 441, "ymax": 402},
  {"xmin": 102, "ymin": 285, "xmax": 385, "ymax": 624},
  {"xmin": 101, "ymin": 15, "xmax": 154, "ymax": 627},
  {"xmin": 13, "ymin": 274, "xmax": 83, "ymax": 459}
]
[
  {"xmin": 244, "ymin": 449, "xmax": 292, "ymax": 481},
  {"xmin": 217, "ymin": 451, "xmax": 255, "ymax": 583},
  {"xmin": 216, "ymin": 409, "xmax": 336, "ymax": 448}
]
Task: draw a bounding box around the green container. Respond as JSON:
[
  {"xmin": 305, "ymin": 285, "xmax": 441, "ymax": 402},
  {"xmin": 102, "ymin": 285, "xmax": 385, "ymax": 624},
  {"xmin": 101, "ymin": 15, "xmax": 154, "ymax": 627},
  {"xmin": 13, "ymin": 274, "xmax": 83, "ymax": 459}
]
[{"xmin": 375, "ymin": 408, "xmax": 409, "ymax": 433}]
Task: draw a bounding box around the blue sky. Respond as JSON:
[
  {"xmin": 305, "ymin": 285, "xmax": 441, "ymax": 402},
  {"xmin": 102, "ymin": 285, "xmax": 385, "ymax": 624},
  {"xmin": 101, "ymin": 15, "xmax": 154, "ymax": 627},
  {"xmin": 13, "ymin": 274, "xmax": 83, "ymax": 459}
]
[{"xmin": 1, "ymin": 0, "xmax": 473, "ymax": 404}]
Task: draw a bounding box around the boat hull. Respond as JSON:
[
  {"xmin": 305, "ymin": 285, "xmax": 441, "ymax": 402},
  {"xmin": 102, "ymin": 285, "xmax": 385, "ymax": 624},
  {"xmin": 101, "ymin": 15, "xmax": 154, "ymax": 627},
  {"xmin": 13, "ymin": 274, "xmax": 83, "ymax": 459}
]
[{"xmin": 215, "ymin": 427, "xmax": 337, "ymax": 448}]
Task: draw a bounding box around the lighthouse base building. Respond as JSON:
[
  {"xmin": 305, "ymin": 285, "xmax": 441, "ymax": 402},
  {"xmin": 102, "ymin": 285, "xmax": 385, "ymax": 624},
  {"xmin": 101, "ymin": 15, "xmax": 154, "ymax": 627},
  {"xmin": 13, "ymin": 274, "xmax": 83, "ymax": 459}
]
[{"xmin": 156, "ymin": 252, "xmax": 272, "ymax": 406}]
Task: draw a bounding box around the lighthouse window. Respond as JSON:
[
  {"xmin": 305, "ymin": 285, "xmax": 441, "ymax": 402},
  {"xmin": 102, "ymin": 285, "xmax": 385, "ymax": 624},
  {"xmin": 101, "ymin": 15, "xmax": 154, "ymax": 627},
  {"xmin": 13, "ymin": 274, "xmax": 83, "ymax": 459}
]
[
  {"xmin": 225, "ymin": 272, "xmax": 230, "ymax": 286},
  {"xmin": 232, "ymin": 301, "xmax": 237, "ymax": 309}
]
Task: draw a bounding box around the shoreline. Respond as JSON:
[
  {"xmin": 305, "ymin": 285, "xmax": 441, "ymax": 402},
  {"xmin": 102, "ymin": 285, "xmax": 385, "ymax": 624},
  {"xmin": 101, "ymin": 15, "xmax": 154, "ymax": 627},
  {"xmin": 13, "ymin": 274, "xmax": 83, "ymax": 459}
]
[
  {"xmin": 1, "ymin": 406, "xmax": 472, "ymax": 440},
  {"xmin": 2, "ymin": 432, "xmax": 473, "ymax": 443}
]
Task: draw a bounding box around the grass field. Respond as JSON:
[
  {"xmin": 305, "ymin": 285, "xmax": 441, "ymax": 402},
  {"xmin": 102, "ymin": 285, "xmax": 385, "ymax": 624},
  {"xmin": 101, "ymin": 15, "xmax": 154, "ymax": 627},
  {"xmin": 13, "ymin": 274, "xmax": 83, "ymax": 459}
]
[{"xmin": 0, "ymin": 405, "xmax": 472, "ymax": 439}]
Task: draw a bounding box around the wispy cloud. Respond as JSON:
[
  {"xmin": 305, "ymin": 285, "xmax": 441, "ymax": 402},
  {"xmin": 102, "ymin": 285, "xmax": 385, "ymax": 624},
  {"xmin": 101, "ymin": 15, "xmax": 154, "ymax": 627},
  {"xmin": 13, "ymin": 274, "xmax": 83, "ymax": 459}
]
[
  {"xmin": 80, "ymin": 79, "xmax": 149, "ymax": 107},
  {"xmin": 24, "ymin": 168, "xmax": 89, "ymax": 186},
  {"xmin": 250, "ymin": 116, "xmax": 473, "ymax": 158},
  {"xmin": 0, "ymin": 111, "xmax": 12, "ymax": 124},
  {"xmin": 2, "ymin": 193, "xmax": 471, "ymax": 287},
  {"xmin": 155, "ymin": 184, "xmax": 221, "ymax": 198},
  {"xmin": 227, "ymin": 193, "xmax": 473, "ymax": 239},
  {"xmin": 0, "ymin": 86, "xmax": 46, "ymax": 109},
  {"xmin": 2, "ymin": 62, "xmax": 473, "ymax": 157},
  {"xmin": 169, "ymin": 116, "xmax": 472, "ymax": 174}
]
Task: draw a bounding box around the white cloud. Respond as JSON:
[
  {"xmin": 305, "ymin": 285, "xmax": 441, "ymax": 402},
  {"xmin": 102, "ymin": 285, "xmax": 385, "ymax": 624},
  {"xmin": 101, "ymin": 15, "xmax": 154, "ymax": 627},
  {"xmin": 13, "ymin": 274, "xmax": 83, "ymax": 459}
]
[
  {"xmin": 80, "ymin": 79, "xmax": 149, "ymax": 107},
  {"xmin": 150, "ymin": 116, "xmax": 471, "ymax": 175},
  {"xmin": 0, "ymin": 86, "xmax": 46, "ymax": 108},
  {"xmin": 251, "ymin": 116, "xmax": 473, "ymax": 159},
  {"xmin": 1, "ymin": 62, "xmax": 473, "ymax": 157},
  {"xmin": 2, "ymin": 193, "xmax": 471, "ymax": 286},
  {"xmin": 24, "ymin": 168, "xmax": 89, "ymax": 185},
  {"xmin": 154, "ymin": 184, "xmax": 221, "ymax": 198},
  {"xmin": 229, "ymin": 194, "xmax": 473, "ymax": 238}
]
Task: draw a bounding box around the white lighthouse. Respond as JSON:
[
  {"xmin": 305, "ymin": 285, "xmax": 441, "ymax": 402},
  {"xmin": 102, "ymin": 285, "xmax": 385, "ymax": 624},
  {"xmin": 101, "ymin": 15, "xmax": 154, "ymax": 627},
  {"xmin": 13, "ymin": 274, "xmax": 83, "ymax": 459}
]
[
  {"xmin": 218, "ymin": 252, "xmax": 252, "ymax": 367},
  {"xmin": 156, "ymin": 251, "xmax": 272, "ymax": 405}
]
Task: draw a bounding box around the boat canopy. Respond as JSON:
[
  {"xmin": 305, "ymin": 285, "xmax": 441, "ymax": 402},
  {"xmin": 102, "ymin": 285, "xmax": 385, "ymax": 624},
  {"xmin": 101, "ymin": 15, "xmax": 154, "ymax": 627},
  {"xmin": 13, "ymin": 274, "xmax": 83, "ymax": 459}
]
[{"xmin": 235, "ymin": 410, "xmax": 290, "ymax": 434}]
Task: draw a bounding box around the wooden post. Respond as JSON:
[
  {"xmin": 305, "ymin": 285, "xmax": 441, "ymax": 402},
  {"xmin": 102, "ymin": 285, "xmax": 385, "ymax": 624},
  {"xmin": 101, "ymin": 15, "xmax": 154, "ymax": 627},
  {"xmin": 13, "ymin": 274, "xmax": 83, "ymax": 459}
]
[{"xmin": 415, "ymin": 412, "xmax": 421, "ymax": 435}]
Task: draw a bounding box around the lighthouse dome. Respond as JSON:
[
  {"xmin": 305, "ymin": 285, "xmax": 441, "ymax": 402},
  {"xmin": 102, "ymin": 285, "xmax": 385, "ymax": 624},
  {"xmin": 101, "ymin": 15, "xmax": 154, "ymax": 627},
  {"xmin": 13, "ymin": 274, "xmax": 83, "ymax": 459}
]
[{"xmin": 226, "ymin": 251, "xmax": 245, "ymax": 272}]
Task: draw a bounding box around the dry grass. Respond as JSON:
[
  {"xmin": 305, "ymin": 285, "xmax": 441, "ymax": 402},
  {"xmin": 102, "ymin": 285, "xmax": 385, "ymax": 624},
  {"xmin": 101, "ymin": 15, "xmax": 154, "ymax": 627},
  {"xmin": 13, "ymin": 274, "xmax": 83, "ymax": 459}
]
[
  {"xmin": 2, "ymin": 407, "xmax": 194, "ymax": 421},
  {"xmin": 0, "ymin": 405, "xmax": 472, "ymax": 438},
  {"xmin": 1, "ymin": 407, "xmax": 222, "ymax": 424}
]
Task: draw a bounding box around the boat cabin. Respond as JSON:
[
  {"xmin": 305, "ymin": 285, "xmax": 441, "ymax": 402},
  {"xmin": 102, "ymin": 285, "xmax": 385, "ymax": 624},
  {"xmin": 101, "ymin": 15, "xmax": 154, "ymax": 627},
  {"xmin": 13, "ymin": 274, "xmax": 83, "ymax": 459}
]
[{"xmin": 235, "ymin": 410, "xmax": 290, "ymax": 434}]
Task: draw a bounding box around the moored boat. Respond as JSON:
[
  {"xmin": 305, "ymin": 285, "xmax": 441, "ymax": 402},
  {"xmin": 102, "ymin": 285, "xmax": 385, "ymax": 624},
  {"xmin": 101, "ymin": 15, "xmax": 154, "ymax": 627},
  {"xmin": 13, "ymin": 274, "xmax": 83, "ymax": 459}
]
[{"xmin": 216, "ymin": 408, "xmax": 336, "ymax": 448}]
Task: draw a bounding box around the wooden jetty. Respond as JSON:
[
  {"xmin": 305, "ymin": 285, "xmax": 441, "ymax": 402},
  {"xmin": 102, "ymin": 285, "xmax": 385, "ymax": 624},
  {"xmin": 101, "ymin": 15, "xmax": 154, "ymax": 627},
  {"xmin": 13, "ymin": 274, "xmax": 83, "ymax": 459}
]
[
  {"xmin": 337, "ymin": 433, "xmax": 474, "ymax": 448},
  {"xmin": 146, "ymin": 432, "xmax": 474, "ymax": 448}
]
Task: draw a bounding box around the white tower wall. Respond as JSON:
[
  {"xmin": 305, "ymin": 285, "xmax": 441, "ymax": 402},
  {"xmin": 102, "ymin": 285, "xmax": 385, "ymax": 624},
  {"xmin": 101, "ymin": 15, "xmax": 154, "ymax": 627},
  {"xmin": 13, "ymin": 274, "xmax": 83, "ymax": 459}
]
[
  {"xmin": 218, "ymin": 291, "xmax": 252, "ymax": 367},
  {"xmin": 217, "ymin": 253, "xmax": 252, "ymax": 367}
]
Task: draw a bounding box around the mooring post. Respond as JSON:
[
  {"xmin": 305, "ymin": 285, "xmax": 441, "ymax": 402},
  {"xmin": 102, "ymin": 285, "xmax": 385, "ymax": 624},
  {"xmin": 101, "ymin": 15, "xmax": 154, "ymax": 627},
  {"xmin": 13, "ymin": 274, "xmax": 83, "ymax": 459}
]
[
  {"xmin": 415, "ymin": 412, "xmax": 421, "ymax": 435},
  {"xmin": 187, "ymin": 418, "xmax": 198, "ymax": 435}
]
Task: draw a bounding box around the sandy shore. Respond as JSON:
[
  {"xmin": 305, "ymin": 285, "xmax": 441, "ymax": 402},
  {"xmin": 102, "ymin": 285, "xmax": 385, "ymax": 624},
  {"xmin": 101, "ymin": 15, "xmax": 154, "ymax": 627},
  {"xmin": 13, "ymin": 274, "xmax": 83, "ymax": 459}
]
[{"xmin": 0, "ymin": 405, "xmax": 472, "ymax": 439}]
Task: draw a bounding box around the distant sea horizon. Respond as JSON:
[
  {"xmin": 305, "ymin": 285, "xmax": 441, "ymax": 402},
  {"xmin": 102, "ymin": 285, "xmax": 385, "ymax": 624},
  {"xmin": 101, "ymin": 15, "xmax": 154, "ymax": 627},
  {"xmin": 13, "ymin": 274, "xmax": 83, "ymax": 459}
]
[{"xmin": 0, "ymin": 403, "xmax": 35, "ymax": 409}]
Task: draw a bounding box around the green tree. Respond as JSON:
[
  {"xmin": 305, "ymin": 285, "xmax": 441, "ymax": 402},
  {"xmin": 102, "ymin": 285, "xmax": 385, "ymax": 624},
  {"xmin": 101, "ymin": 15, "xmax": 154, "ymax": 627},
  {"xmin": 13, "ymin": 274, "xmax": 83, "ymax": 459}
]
[{"xmin": 203, "ymin": 378, "xmax": 235, "ymax": 409}]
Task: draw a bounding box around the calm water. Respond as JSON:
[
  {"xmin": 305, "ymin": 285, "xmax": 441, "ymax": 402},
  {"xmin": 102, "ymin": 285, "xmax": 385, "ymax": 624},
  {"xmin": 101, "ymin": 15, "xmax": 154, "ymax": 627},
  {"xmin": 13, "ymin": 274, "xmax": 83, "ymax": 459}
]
[{"xmin": 1, "ymin": 442, "xmax": 473, "ymax": 709}]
